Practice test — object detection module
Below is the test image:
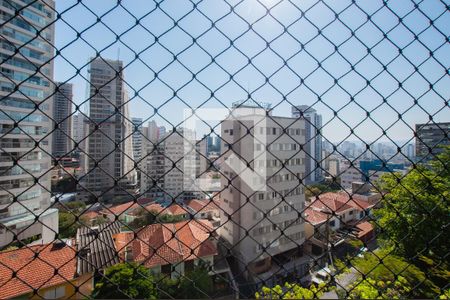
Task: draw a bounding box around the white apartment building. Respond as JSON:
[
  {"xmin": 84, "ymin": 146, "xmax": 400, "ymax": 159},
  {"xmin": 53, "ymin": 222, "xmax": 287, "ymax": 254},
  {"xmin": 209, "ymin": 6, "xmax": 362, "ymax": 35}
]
[
  {"xmin": 80, "ymin": 58, "xmax": 137, "ymax": 201},
  {"xmin": 220, "ymin": 104, "xmax": 307, "ymax": 276},
  {"xmin": 339, "ymin": 162, "xmax": 362, "ymax": 190},
  {"xmin": 140, "ymin": 138, "xmax": 166, "ymax": 200},
  {"xmin": 52, "ymin": 82, "xmax": 73, "ymax": 158},
  {"xmin": 0, "ymin": 0, "xmax": 58, "ymax": 248},
  {"xmin": 163, "ymin": 128, "xmax": 198, "ymax": 202},
  {"xmin": 292, "ymin": 105, "xmax": 323, "ymax": 183}
]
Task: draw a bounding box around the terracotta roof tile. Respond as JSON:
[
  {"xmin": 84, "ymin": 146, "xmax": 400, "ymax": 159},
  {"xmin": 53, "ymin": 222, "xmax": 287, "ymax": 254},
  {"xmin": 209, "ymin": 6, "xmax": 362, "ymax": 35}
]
[
  {"xmin": 0, "ymin": 243, "xmax": 77, "ymax": 299},
  {"xmin": 304, "ymin": 208, "xmax": 328, "ymax": 225},
  {"xmin": 113, "ymin": 220, "xmax": 217, "ymax": 268}
]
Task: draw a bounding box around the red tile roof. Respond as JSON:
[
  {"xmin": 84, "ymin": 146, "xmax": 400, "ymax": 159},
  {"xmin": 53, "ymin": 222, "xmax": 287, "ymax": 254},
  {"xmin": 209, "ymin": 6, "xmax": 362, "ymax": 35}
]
[
  {"xmin": 355, "ymin": 221, "xmax": 374, "ymax": 238},
  {"xmin": 103, "ymin": 199, "xmax": 155, "ymax": 216},
  {"xmin": 166, "ymin": 204, "xmax": 188, "ymax": 216},
  {"xmin": 304, "ymin": 208, "xmax": 329, "ymax": 225},
  {"xmin": 310, "ymin": 192, "xmax": 375, "ymax": 214},
  {"xmin": 113, "ymin": 220, "xmax": 217, "ymax": 268},
  {"xmin": 184, "ymin": 199, "xmax": 220, "ymax": 214},
  {"xmin": 0, "ymin": 243, "xmax": 77, "ymax": 299},
  {"xmin": 310, "ymin": 194, "xmax": 354, "ymax": 214}
]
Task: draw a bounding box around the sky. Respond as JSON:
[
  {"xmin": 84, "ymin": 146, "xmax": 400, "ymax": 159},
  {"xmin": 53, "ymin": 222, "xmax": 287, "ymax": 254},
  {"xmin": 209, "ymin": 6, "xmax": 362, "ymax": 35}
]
[{"xmin": 53, "ymin": 0, "xmax": 449, "ymax": 144}]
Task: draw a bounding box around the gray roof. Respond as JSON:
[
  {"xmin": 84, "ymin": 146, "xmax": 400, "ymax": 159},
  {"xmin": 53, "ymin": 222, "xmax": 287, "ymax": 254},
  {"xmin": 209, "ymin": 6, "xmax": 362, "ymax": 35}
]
[{"xmin": 76, "ymin": 222, "xmax": 121, "ymax": 274}]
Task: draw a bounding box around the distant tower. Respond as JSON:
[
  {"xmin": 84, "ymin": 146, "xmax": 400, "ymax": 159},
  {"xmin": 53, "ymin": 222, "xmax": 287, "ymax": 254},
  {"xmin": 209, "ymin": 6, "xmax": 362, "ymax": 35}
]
[
  {"xmin": 81, "ymin": 58, "xmax": 137, "ymax": 201},
  {"xmin": 292, "ymin": 105, "xmax": 323, "ymax": 183},
  {"xmin": 52, "ymin": 82, "xmax": 73, "ymax": 158}
]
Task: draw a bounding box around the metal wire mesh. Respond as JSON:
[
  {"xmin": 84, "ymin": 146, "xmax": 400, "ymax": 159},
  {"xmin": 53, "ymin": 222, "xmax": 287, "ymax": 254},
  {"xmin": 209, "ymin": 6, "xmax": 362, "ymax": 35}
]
[{"xmin": 0, "ymin": 0, "xmax": 449, "ymax": 298}]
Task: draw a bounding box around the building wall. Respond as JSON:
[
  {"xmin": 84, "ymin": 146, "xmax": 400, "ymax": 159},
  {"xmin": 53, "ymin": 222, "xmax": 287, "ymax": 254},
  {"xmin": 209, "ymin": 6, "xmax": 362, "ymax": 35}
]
[
  {"xmin": 292, "ymin": 105, "xmax": 323, "ymax": 183},
  {"xmin": 0, "ymin": 0, "xmax": 58, "ymax": 246},
  {"xmin": 220, "ymin": 107, "xmax": 307, "ymax": 270},
  {"xmin": 52, "ymin": 83, "xmax": 73, "ymax": 157},
  {"xmin": 81, "ymin": 58, "xmax": 137, "ymax": 200},
  {"xmin": 415, "ymin": 122, "xmax": 450, "ymax": 161}
]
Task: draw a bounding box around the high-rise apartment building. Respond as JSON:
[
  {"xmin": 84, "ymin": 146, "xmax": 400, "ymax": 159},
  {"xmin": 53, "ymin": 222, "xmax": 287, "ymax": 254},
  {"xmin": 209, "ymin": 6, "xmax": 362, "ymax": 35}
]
[
  {"xmin": 163, "ymin": 128, "xmax": 197, "ymax": 202},
  {"xmin": 80, "ymin": 58, "xmax": 137, "ymax": 201},
  {"xmin": 72, "ymin": 113, "xmax": 87, "ymax": 146},
  {"xmin": 140, "ymin": 139, "xmax": 166, "ymax": 200},
  {"xmin": 131, "ymin": 117, "xmax": 143, "ymax": 163},
  {"xmin": 415, "ymin": 122, "xmax": 449, "ymax": 162},
  {"xmin": 292, "ymin": 105, "xmax": 323, "ymax": 183},
  {"xmin": 220, "ymin": 103, "xmax": 307, "ymax": 277},
  {"xmin": 0, "ymin": 0, "xmax": 58, "ymax": 247},
  {"xmin": 52, "ymin": 82, "xmax": 73, "ymax": 157}
]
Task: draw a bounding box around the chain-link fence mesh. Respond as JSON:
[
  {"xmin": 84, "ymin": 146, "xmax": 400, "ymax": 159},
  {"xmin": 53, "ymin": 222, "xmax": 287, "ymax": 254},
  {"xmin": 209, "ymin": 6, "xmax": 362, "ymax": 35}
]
[{"xmin": 0, "ymin": 0, "xmax": 449, "ymax": 298}]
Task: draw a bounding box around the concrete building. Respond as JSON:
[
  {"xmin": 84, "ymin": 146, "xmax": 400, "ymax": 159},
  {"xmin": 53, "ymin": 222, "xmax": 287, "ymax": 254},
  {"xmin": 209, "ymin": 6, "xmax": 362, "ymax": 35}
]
[
  {"xmin": 292, "ymin": 105, "xmax": 323, "ymax": 183},
  {"xmin": 415, "ymin": 122, "xmax": 449, "ymax": 162},
  {"xmin": 71, "ymin": 113, "xmax": 88, "ymax": 174},
  {"xmin": 131, "ymin": 117, "xmax": 143, "ymax": 163},
  {"xmin": 52, "ymin": 83, "xmax": 73, "ymax": 158},
  {"xmin": 163, "ymin": 128, "xmax": 198, "ymax": 202},
  {"xmin": 220, "ymin": 103, "xmax": 307, "ymax": 278},
  {"xmin": 143, "ymin": 120, "xmax": 159, "ymax": 143},
  {"xmin": 80, "ymin": 58, "xmax": 137, "ymax": 201},
  {"xmin": 140, "ymin": 139, "xmax": 166, "ymax": 200},
  {"xmin": 0, "ymin": 0, "xmax": 58, "ymax": 248}
]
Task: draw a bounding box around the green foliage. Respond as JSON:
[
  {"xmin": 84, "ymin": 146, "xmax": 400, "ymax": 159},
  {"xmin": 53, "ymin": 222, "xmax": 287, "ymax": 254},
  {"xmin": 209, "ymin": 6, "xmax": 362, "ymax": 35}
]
[
  {"xmin": 255, "ymin": 282, "xmax": 326, "ymax": 299},
  {"xmin": 334, "ymin": 258, "xmax": 348, "ymax": 274},
  {"xmin": 92, "ymin": 263, "xmax": 157, "ymax": 299},
  {"xmin": 58, "ymin": 211, "xmax": 80, "ymax": 238},
  {"xmin": 348, "ymin": 276, "xmax": 411, "ymax": 299},
  {"xmin": 350, "ymin": 249, "xmax": 437, "ymax": 297},
  {"xmin": 128, "ymin": 208, "xmax": 186, "ymax": 230},
  {"xmin": 347, "ymin": 238, "xmax": 364, "ymax": 249},
  {"xmin": 305, "ymin": 182, "xmax": 340, "ymax": 199},
  {"xmin": 157, "ymin": 262, "xmax": 213, "ymax": 299},
  {"xmin": 375, "ymin": 148, "xmax": 450, "ymax": 261}
]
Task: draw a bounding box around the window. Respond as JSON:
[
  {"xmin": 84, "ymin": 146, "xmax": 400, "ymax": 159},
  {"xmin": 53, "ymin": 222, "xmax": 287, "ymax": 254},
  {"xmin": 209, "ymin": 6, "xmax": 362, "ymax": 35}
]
[
  {"xmin": 349, "ymin": 210, "xmax": 353, "ymax": 215},
  {"xmin": 43, "ymin": 286, "xmax": 65, "ymax": 299},
  {"xmin": 329, "ymin": 220, "xmax": 335, "ymax": 227},
  {"xmin": 229, "ymin": 129, "xmax": 233, "ymax": 135}
]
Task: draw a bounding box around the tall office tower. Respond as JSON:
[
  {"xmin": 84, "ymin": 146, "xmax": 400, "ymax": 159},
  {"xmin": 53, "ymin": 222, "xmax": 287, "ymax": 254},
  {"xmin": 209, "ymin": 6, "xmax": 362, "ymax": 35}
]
[
  {"xmin": 71, "ymin": 113, "xmax": 88, "ymax": 174},
  {"xmin": 52, "ymin": 82, "xmax": 73, "ymax": 158},
  {"xmin": 292, "ymin": 105, "xmax": 323, "ymax": 183},
  {"xmin": 0, "ymin": 0, "xmax": 58, "ymax": 247},
  {"xmin": 163, "ymin": 128, "xmax": 197, "ymax": 202},
  {"xmin": 415, "ymin": 122, "xmax": 449, "ymax": 162},
  {"xmin": 143, "ymin": 120, "xmax": 159, "ymax": 143},
  {"xmin": 158, "ymin": 126, "xmax": 166, "ymax": 139},
  {"xmin": 72, "ymin": 113, "xmax": 87, "ymax": 145},
  {"xmin": 220, "ymin": 102, "xmax": 307, "ymax": 277},
  {"xmin": 406, "ymin": 143, "xmax": 415, "ymax": 160},
  {"xmin": 140, "ymin": 139, "xmax": 165, "ymax": 200},
  {"xmin": 196, "ymin": 138, "xmax": 208, "ymax": 178},
  {"xmin": 131, "ymin": 117, "xmax": 143, "ymax": 162},
  {"xmin": 81, "ymin": 58, "xmax": 137, "ymax": 201}
]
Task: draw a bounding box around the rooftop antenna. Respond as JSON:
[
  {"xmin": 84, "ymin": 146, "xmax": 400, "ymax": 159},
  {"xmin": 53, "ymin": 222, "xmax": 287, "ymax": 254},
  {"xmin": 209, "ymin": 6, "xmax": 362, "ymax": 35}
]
[{"xmin": 117, "ymin": 47, "xmax": 120, "ymax": 62}]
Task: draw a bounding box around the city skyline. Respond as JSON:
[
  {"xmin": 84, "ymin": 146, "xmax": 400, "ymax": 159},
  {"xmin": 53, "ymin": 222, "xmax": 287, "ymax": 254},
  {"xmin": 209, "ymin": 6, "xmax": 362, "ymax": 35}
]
[{"xmin": 53, "ymin": 0, "xmax": 449, "ymax": 143}]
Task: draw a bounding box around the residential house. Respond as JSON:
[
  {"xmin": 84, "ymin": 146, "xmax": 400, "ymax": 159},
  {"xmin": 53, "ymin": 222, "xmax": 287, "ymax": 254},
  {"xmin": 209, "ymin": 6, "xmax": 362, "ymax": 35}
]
[
  {"xmin": 113, "ymin": 220, "xmax": 217, "ymax": 279},
  {"xmin": 304, "ymin": 191, "xmax": 377, "ymax": 254},
  {"xmin": 0, "ymin": 241, "xmax": 89, "ymax": 299},
  {"xmin": 184, "ymin": 199, "xmax": 221, "ymax": 227}
]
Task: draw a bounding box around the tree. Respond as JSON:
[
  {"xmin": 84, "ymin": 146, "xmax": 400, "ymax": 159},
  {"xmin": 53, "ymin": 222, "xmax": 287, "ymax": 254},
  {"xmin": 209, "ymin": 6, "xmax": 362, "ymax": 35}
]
[
  {"xmin": 255, "ymin": 282, "xmax": 327, "ymax": 299},
  {"xmin": 157, "ymin": 262, "xmax": 213, "ymax": 299},
  {"xmin": 375, "ymin": 147, "xmax": 450, "ymax": 261},
  {"xmin": 92, "ymin": 263, "xmax": 157, "ymax": 299},
  {"xmin": 178, "ymin": 262, "xmax": 213, "ymax": 299},
  {"xmin": 58, "ymin": 212, "xmax": 80, "ymax": 238},
  {"xmin": 347, "ymin": 277, "xmax": 411, "ymax": 299},
  {"xmin": 349, "ymin": 249, "xmax": 437, "ymax": 297}
]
